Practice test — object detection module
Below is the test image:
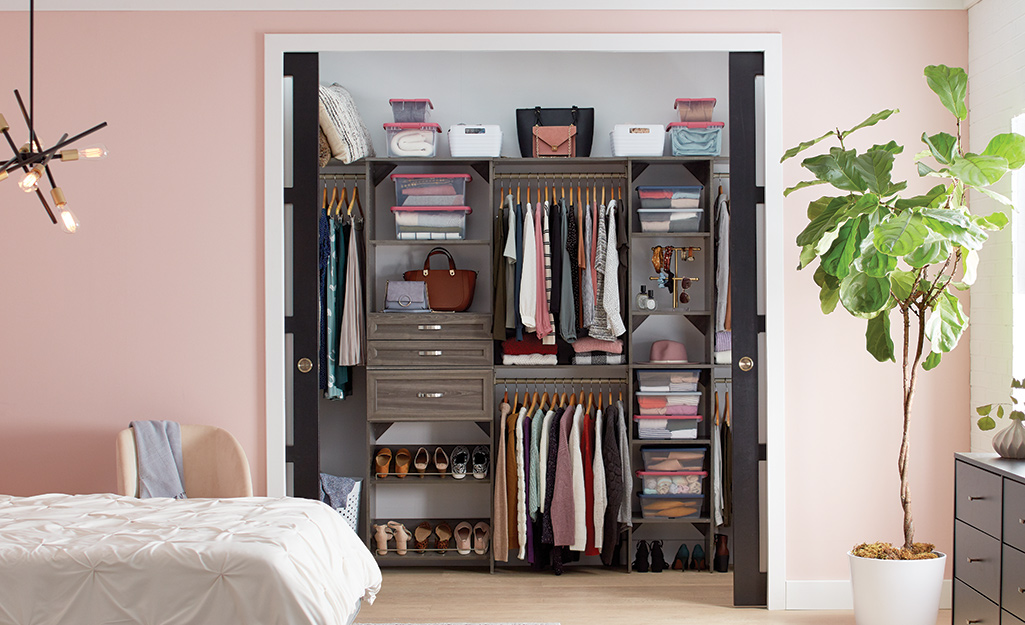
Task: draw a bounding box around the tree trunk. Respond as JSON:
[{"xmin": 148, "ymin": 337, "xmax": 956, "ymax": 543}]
[{"xmin": 900, "ymin": 305, "xmax": 927, "ymax": 551}]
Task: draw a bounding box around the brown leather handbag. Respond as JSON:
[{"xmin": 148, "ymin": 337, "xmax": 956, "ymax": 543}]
[
  {"xmin": 403, "ymin": 247, "xmax": 477, "ymax": 312},
  {"xmin": 532, "ymin": 125, "xmax": 577, "ymax": 157}
]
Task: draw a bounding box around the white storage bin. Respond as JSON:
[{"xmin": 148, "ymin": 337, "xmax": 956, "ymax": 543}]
[
  {"xmin": 448, "ymin": 124, "xmax": 503, "ymax": 157},
  {"xmin": 610, "ymin": 124, "xmax": 665, "ymax": 157},
  {"xmin": 637, "ymin": 209, "xmax": 704, "ymax": 233},
  {"xmin": 391, "ymin": 173, "xmax": 470, "ymax": 206},
  {"xmin": 383, "ymin": 122, "xmax": 442, "ymax": 158},
  {"xmin": 668, "ymin": 121, "xmax": 724, "ymax": 157},
  {"xmin": 389, "ymin": 99, "xmax": 433, "ymax": 123},
  {"xmin": 390, "ymin": 206, "xmax": 471, "ymax": 240},
  {"xmin": 674, "ymin": 98, "xmax": 716, "ymax": 122}
]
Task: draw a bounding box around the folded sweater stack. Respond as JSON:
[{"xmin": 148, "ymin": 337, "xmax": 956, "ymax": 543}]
[
  {"xmin": 637, "ymin": 417, "xmax": 700, "ymax": 440},
  {"xmin": 571, "ymin": 337, "xmax": 625, "ymax": 365},
  {"xmin": 636, "ymin": 394, "xmax": 700, "ymax": 416},
  {"xmin": 502, "ymin": 335, "xmax": 558, "ymax": 366},
  {"xmin": 636, "ymin": 371, "xmax": 699, "ymax": 393}
]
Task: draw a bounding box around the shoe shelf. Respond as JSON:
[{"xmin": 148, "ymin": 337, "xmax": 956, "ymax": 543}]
[{"xmin": 371, "ymin": 474, "xmax": 491, "ymax": 484}]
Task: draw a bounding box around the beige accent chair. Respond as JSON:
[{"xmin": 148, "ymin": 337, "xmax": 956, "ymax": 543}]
[{"xmin": 116, "ymin": 424, "xmax": 254, "ymax": 498}]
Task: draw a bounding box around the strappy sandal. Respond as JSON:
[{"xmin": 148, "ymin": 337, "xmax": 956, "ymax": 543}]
[
  {"xmin": 394, "ymin": 448, "xmax": 411, "ymax": 478},
  {"xmin": 413, "ymin": 447, "xmax": 429, "ymax": 477},
  {"xmin": 451, "ymin": 446, "xmax": 470, "ymax": 480},
  {"xmin": 372, "ymin": 523, "xmax": 392, "ymax": 556},
  {"xmin": 650, "ymin": 539, "xmax": 668, "ymax": 573},
  {"xmin": 453, "ymin": 521, "xmax": 473, "ymax": 555},
  {"xmin": 434, "ymin": 521, "xmax": 453, "ymax": 553},
  {"xmin": 387, "ymin": 521, "xmax": 412, "ymax": 556},
  {"xmin": 374, "ymin": 448, "xmax": 392, "ymax": 479},
  {"xmin": 471, "ymin": 445, "xmax": 489, "ymax": 479},
  {"xmin": 434, "ymin": 447, "xmax": 449, "ymax": 477},
  {"xmin": 473, "ymin": 521, "xmax": 491, "ymax": 555},
  {"xmin": 413, "ymin": 521, "xmax": 432, "ymax": 554}
]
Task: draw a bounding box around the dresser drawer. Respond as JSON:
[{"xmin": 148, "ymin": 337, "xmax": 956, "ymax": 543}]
[
  {"xmin": 1005, "ymin": 480, "xmax": 1025, "ymax": 553},
  {"xmin": 367, "ymin": 340, "xmax": 493, "ymax": 368},
  {"xmin": 953, "ymin": 579, "xmax": 999, "ymax": 625},
  {"xmin": 1005, "ymin": 610, "xmax": 1025, "ymax": 625},
  {"xmin": 955, "ymin": 519, "xmax": 1001, "ymax": 602},
  {"xmin": 367, "ymin": 369, "xmax": 494, "ymax": 421},
  {"xmin": 956, "ymin": 460, "xmax": 1002, "ymax": 538},
  {"xmin": 367, "ymin": 312, "xmax": 491, "ymax": 341},
  {"xmin": 1003, "ymin": 545, "xmax": 1025, "ymax": 622}
]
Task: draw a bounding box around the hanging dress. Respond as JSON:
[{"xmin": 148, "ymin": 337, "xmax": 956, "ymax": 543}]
[
  {"xmin": 519, "ymin": 204, "xmax": 537, "ymax": 333},
  {"xmin": 712, "ymin": 389, "xmax": 725, "ymax": 527},
  {"xmin": 493, "ymin": 400, "xmax": 512, "ymax": 562},
  {"xmin": 338, "ymin": 215, "xmax": 363, "ymax": 367},
  {"xmin": 601, "ymin": 401, "xmax": 624, "ymax": 564},
  {"xmin": 325, "ymin": 214, "xmax": 348, "ymax": 398}
]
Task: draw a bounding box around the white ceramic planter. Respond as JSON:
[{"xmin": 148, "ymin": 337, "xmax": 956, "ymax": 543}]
[{"xmin": 848, "ymin": 551, "xmax": 946, "ymax": 625}]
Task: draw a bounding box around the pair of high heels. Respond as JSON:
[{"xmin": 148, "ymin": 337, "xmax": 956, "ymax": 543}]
[
  {"xmin": 411, "ymin": 520, "xmax": 491, "ymax": 555},
  {"xmin": 371, "ymin": 521, "xmax": 414, "ymax": 556},
  {"xmin": 633, "ymin": 539, "xmax": 669, "ymax": 572},
  {"xmin": 671, "ymin": 543, "xmax": 707, "ymax": 571},
  {"xmin": 375, "ymin": 447, "xmax": 448, "ymax": 478}
]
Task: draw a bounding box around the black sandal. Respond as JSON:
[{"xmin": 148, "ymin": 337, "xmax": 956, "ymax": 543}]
[
  {"xmin": 633, "ymin": 540, "xmax": 650, "ymax": 572},
  {"xmin": 650, "ymin": 539, "xmax": 668, "ymax": 573}
]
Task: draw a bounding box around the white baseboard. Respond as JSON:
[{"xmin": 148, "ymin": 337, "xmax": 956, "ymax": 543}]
[{"xmin": 785, "ymin": 579, "xmax": 952, "ymax": 610}]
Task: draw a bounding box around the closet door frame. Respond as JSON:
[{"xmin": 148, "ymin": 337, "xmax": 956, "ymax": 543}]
[{"xmin": 263, "ymin": 32, "xmax": 785, "ymax": 609}]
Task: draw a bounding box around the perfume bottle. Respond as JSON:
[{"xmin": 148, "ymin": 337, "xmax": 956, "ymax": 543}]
[
  {"xmin": 636, "ymin": 286, "xmax": 650, "ymax": 310},
  {"xmin": 645, "ymin": 288, "xmax": 657, "ymax": 310}
]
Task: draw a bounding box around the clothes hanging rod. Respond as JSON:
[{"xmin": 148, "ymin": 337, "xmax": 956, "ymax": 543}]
[
  {"xmin": 493, "ymin": 173, "xmax": 627, "ymax": 180},
  {"xmin": 497, "ymin": 378, "xmax": 628, "ymax": 385},
  {"xmin": 319, "ymin": 173, "xmax": 366, "ymax": 180}
]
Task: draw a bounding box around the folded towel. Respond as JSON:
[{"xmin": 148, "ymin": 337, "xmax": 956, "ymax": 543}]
[
  {"xmin": 502, "ymin": 353, "xmax": 559, "ymax": 366},
  {"xmin": 638, "ymin": 405, "xmax": 699, "ymax": 416},
  {"xmin": 571, "ymin": 353, "xmax": 625, "ymax": 365},
  {"xmin": 503, "ymin": 334, "xmax": 558, "ymax": 356},
  {"xmin": 572, "ymin": 337, "xmax": 623, "ymax": 354},
  {"xmin": 639, "ymin": 190, "xmax": 673, "ymax": 199},
  {"xmin": 130, "ymin": 420, "xmax": 187, "ymax": 499},
  {"xmin": 403, "ymin": 184, "xmax": 459, "ymax": 196},
  {"xmin": 638, "ymin": 396, "xmax": 667, "ymax": 409}
]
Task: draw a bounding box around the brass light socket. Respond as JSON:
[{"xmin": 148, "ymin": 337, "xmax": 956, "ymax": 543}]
[
  {"xmin": 59, "ymin": 149, "xmax": 79, "ymax": 161},
  {"xmin": 51, "ymin": 187, "xmax": 67, "ymax": 207},
  {"xmin": 0, "ymin": 114, "xmax": 8, "ymax": 133},
  {"xmin": 0, "ymin": 170, "xmax": 8, "ymax": 182}
]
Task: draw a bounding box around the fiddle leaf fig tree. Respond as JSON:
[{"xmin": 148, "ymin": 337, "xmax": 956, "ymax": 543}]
[{"xmin": 782, "ymin": 65, "xmax": 1025, "ymax": 554}]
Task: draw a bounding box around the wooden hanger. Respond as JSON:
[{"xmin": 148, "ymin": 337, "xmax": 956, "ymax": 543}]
[
  {"xmin": 601, "ymin": 184, "xmax": 606, "ymax": 206},
  {"xmin": 597, "ymin": 387, "xmax": 603, "ymax": 410},
  {"xmin": 540, "ymin": 391, "xmax": 549, "ymax": 412},
  {"xmin": 335, "ymin": 183, "xmax": 348, "ymax": 219},
  {"xmin": 516, "ymin": 183, "xmax": 521, "ymax": 205},
  {"xmin": 528, "ymin": 389, "xmax": 539, "ymax": 415},
  {"xmin": 586, "ymin": 390, "xmax": 594, "ymax": 415},
  {"xmin": 724, "ymin": 388, "xmax": 731, "ymax": 428},
  {"xmin": 349, "ymin": 180, "xmax": 364, "ymax": 220},
  {"xmin": 503, "ymin": 388, "xmax": 509, "ymax": 404},
  {"xmin": 560, "ymin": 390, "xmax": 567, "ymax": 407},
  {"xmin": 512, "ymin": 387, "xmax": 519, "ymax": 413},
  {"xmin": 322, "ymin": 185, "xmax": 329, "ymax": 212},
  {"xmin": 569, "ymin": 392, "xmax": 576, "ymax": 406}
]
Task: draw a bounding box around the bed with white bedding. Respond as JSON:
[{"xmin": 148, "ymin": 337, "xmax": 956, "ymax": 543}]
[{"xmin": 0, "ymin": 493, "xmax": 382, "ymax": 625}]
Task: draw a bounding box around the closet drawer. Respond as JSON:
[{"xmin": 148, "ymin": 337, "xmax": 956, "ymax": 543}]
[
  {"xmin": 956, "ymin": 460, "xmax": 1002, "ymax": 538},
  {"xmin": 367, "ymin": 369, "xmax": 494, "ymax": 421},
  {"xmin": 367, "ymin": 312, "xmax": 491, "ymax": 341},
  {"xmin": 367, "ymin": 340, "xmax": 492, "ymax": 368},
  {"xmin": 955, "ymin": 519, "xmax": 1001, "ymax": 602},
  {"xmin": 1003, "ymin": 544, "xmax": 1025, "ymax": 622},
  {"xmin": 953, "ymin": 579, "xmax": 999, "ymax": 625},
  {"xmin": 1005, "ymin": 479, "xmax": 1025, "ymax": 553}
]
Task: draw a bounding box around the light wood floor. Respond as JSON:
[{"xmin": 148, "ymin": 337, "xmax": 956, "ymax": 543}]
[{"xmin": 356, "ymin": 567, "xmax": 951, "ymax": 624}]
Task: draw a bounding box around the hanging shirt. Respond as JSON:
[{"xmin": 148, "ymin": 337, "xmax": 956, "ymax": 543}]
[
  {"xmin": 539, "ymin": 408, "xmax": 556, "ymax": 513},
  {"xmin": 603, "ymin": 202, "xmax": 626, "ymax": 338},
  {"xmin": 504, "ymin": 195, "xmax": 517, "ymax": 330},
  {"xmin": 581, "ymin": 205, "xmax": 595, "ymax": 329},
  {"xmin": 582, "ymin": 408, "xmax": 599, "ymax": 557},
  {"xmin": 541, "ymin": 406, "xmax": 564, "ymax": 546},
  {"xmin": 551, "ymin": 404, "xmax": 576, "ymax": 547},
  {"xmin": 534, "ymin": 202, "xmax": 554, "ymax": 341},
  {"xmin": 616, "ymin": 400, "xmax": 632, "ymax": 526},
  {"xmin": 493, "ymin": 401, "xmax": 512, "ymax": 562},
  {"xmin": 338, "ymin": 217, "xmax": 364, "ymax": 367},
  {"xmin": 560, "ymin": 203, "xmax": 579, "ymax": 343},
  {"xmin": 515, "ymin": 406, "xmax": 529, "ymax": 560},
  {"xmin": 589, "ymin": 204, "xmax": 611, "ymax": 339},
  {"xmin": 529, "ymin": 408, "xmax": 545, "ymax": 521},
  {"xmin": 325, "ymin": 217, "xmax": 348, "ymax": 398},
  {"xmin": 493, "ymin": 205, "xmax": 506, "ymax": 340},
  {"xmin": 715, "ymin": 189, "xmax": 731, "ymax": 332},
  {"xmin": 512, "ymin": 202, "xmax": 525, "ymax": 340},
  {"xmin": 549, "ymin": 200, "xmax": 563, "ymax": 319},
  {"xmin": 712, "ymin": 391, "xmax": 725, "ymax": 527},
  {"xmin": 600, "ymin": 402, "xmax": 624, "ymax": 565},
  {"xmin": 519, "ymin": 204, "xmax": 537, "ymax": 332},
  {"xmin": 569, "ymin": 404, "xmax": 587, "ymax": 552},
  {"xmin": 506, "ymin": 406, "xmax": 519, "ymax": 552},
  {"xmin": 592, "ymin": 406, "xmax": 607, "ymax": 551}
]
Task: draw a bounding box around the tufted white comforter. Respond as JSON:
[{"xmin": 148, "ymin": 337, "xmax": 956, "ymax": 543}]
[{"xmin": 0, "ymin": 493, "xmax": 382, "ymax": 625}]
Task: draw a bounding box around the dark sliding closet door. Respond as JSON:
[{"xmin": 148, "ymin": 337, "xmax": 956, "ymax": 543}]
[
  {"xmin": 728, "ymin": 51, "xmax": 766, "ymax": 607},
  {"xmin": 283, "ymin": 52, "xmax": 321, "ymax": 500}
]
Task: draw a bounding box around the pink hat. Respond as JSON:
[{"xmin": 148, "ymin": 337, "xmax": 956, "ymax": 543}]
[{"xmin": 649, "ymin": 340, "xmax": 688, "ymax": 363}]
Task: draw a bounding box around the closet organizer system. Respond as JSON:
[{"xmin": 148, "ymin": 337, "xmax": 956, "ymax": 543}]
[{"xmin": 314, "ymin": 154, "xmax": 733, "ymax": 575}]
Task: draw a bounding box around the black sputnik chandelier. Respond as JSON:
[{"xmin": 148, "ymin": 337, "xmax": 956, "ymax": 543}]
[{"xmin": 0, "ymin": 0, "xmax": 107, "ymax": 233}]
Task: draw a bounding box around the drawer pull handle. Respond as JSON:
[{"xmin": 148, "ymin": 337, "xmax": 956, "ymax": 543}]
[
  {"xmin": 418, "ymin": 392, "xmax": 444, "ymax": 398},
  {"xmin": 967, "ymin": 557, "xmax": 985, "ymax": 563},
  {"xmin": 967, "ymin": 620, "xmax": 982, "ymax": 624},
  {"xmin": 1019, "ymin": 587, "xmax": 1025, "ymax": 594},
  {"xmin": 418, "ymin": 350, "xmax": 443, "ymax": 357},
  {"xmin": 968, "ymin": 495, "xmax": 986, "ymax": 501},
  {"xmin": 418, "ymin": 325, "xmax": 442, "ymax": 331}
]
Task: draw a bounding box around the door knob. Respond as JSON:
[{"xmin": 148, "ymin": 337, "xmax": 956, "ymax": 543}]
[
  {"xmin": 739, "ymin": 356, "xmax": 754, "ymax": 372},
  {"xmin": 297, "ymin": 357, "xmax": 313, "ymax": 373}
]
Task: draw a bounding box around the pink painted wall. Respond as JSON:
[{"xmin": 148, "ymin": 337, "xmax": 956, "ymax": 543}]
[{"xmin": 0, "ymin": 9, "xmax": 966, "ymax": 581}]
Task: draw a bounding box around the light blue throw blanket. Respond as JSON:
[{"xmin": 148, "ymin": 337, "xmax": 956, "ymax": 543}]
[{"xmin": 130, "ymin": 420, "xmax": 187, "ymax": 499}]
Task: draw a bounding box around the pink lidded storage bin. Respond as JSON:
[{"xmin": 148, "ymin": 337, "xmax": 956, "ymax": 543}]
[
  {"xmin": 674, "ymin": 98, "xmax": 716, "ymax": 122},
  {"xmin": 636, "ymin": 470, "xmax": 707, "ymax": 495},
  {"xmin": 633, "ymin": 415, "xmax": 702, "ymax": 440},
  {"xmin": 641, "ymin": 447, "xmax": 706, "ymax": 471},
  {"xmin": 390, "ymin": 206, "xmax": 471, "ymax": 240},
  {"xmin": 383, "ymin": 122, "xmax": 442, "ymax": 158},
  {"xmin": 391, "ymin": 173, "xmax": 471, "ymax": 206},
  {"xmin": 389, "ymin": 99, "xmax": 433, "ymax": 123}
]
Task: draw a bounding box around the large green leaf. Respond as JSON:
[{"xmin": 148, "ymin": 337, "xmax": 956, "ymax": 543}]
[
  {"xmin": 921, "ymin": 207, "xmax": 970, "ymax": 228},
  {"xmin": 950, "ymin": 153, "xmax": 1009, "ymax": 187},
  {"xmin": 853, "ymin": 150, "xmax": 896, "ymax": 196},
  {"xmin": 784, "ymin": 179, "xmax": 828, "ymax": 197},
  {"xmin": 821, "ymin": 217, "xmax": 867, "ymax": 280},
  {"xmin": 958, "ymin": 248, "xmax": 980, "ymax": 289},
  {"xmin": 781, "ymin": 129, "xmax": 836, "ymax": 163},
  {"xmin": 895, "ymin": 184, "xmax": 948, "ymax": 211},
  {"xmin": 796, "ymin": 196, "xmax": 851, "ymax": 247},
  {"xmin": 799, "ymin": 244, "xmax": 818, "ymax": 270},
  {"xmin": 924, "ymin": 65, "xmax": 968, "ymax": 120},
  {"xmin": 802, "ymin": 149, "xmax": 868, "ymax": 193},
  {"xmin": 856, "ymin": 236, "xmax": 898, "ymax": 277},
  {"xmin": 978, "ymin": 416, "xmax": 997, "ymax": 431},
  {"xmin": 922, "ymin": 214, "xmax": 988, "ymax": 251},
  {"xmin": 974, "ymin": 211, "xmax": 1010, "ymax": 231},
  {"xmin": 840, "ymin": 271, "xmax": 891, "ymax": 315},
  {"xmin": 925, "ymin": 290, "xmax": 968, "ymax": 353},
  {"xmin": 923, "ymin": 351, "xmax": 942, "ymax": 371},
  {"xmin": 921, "ymin": 131, "xmax": 958, "ymax": 165},
  {"xmin": 866, "ymin": 311, "xmax": 895, "ymax": 362},
  {"xmin": 890, "ymin": 269, "xmax": 918, "ymax": 301},
  {"xmin": 842, "ymin": 108, "xmax": 900, "ymax": 137},
  {"xmin": 844, "ymin": 193, "xmax": 881, "ymax": 220},
  {"xmin": 807, "ymin": 196, "xmax": 835, "ymax": 220},
  {"xmin": 874, "ymin": 211, "xmax": 929, "ymax": 256},
  {"xmin": 871, "ymin": 141, "xmax": 904, "ymax": 156},
  {"xmin": 814, "ymin": 265, "xmax": 840, "ymax": 314},
  {"xmin": 904, "ymin": 237, "xmax": 952, "ymax": 268},
  {"xmin": 977, "ymin": 186, "xmax": 1014, "ymax": 207},
  {"xmin": 982, "ymin": 133, "xmax": 1025, "ymax": 169}
]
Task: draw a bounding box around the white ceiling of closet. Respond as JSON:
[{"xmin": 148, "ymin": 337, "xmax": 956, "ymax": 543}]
[{"xmin": 0, "ymin": 0, "xmax": 971, "ymax": 10}]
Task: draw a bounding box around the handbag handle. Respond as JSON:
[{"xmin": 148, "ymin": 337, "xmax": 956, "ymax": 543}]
[
  {"xmin": 533, "ymin": 105, "xmax": 579, "ymax": 127},
  {"xmin": 422, "ymin": 247, "xmax": 457, "ymax": 276}
]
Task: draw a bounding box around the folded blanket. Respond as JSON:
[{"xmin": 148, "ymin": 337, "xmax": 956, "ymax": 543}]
[
  {"xmin": 639, "ymin": 190, "xmax": 673, "ymax": 200},
  {"xmin": 402, "ymin": 196, "xmax": 465, "ymax": 206},
  {"xmin": 130, "ymin": 420, "xmax": 187, "ymax": 499},
  {"xmin": 638, "ymin": 405, "xmax": 699, "ymax": 416},
  {"xmin": 638, "ymin": 396, "xmax": 666, "ymax": 409},
  {"xmin": 393, "ymin": 211, "xmax": 465, "ymax": 228},
  {"xmin": 318, "ymin": 83, "xmax": 375, "ymax": 164},
  {"xmin": 670, "ymin": 198, "xmax": 701, "ymax": 208},
  {"xmin": 502, "ymin": 353, "xmax": 559, "ymax": 366},
  {"xmin": 572, "ymin": 353, "xmax": 625, "ymax": 365},
  {"xmin": 572, "ymin": 337, "xmax": 623, "ymax": 354},
  {"xmin": 397, "ymin": 231, "xmax": 463, "ymax": 240},
  {"xmin": 404, "ymin": 184, "xmax": 459, "ymax": 196},
  {"xmin": 390, "ymin": 129, "xmax": 436, "ymax": 156},
  {"xmin": 503, "ymin": 334, "xmax": 558, "ymax": 356}
]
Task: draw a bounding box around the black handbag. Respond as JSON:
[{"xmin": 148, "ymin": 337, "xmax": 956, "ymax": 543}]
[{"xmin": 516, "ymin": 106, "xmax": 594, "ymax": 158}]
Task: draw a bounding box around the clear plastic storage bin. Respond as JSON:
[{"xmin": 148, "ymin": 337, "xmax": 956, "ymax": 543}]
[
  {"xmin": 636, "ymin": 470, "xmax": 707, "ymax": 495},
  {"xmin": 668, "ymin": 121, "xmax": 724, "ymax": 156},
  {"xmin": 448, "ymin": 125, "xmax": 503, "ymax": 157},
  {"xmin": 635, "ymin": 370, "xmax": 699, "ymax": 392},
  {"xmin": 391, "ymin": 173, "xmax": 471, "ymax": 206},
  {"xmin": 610, "ymin": 124, "xmax": 665, "ymax": 157},
  {"xmin": 636, "ymin": 391, "xmax": 701, "ymax": 416},
  {"xmin": 638, "ymin": 493, "xmax": 704, "ymax": 518},
  {"xmin": 637, "ymin": 209, "xmax": 704, "ymax": 233},
  {"xmin": 389, "ymin": 99, "xmax": 433, "ymax": 123},
  {"xmin": 637, "ymin": 185, "xmax": 702, "ymax": 209},
  {"xmin": 390, "ymin": 206, "xmax": 471, "ymax": 240},
  {"xmin": 674, "ymin": 98, "xmax": 716, "ymax": 122},
  {"xmin": 641, "ymin": 447, "xmax": 706, "ymax": 472},
  {"xmin": 383, "ymin": 122, "xmax": 442, "ymax": 158},
  {"xmin": 634, "ymin": 415, "xmax": 702, "ymax": 440}
]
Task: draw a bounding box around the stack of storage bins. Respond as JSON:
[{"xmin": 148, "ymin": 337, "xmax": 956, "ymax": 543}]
[
  {"xmin": 390, "ymin": 173, "xmax": 472, "ymax": 240},
  {"xmin": 384, "ymin": 99, "xmax": 442, "ymax": 158},
  {"xmin": 636, "ymin": 185, "xmax": 704, "ymax": 232},
  {"xmin": 633, "ymin": 370, "xmax": 702, "ymax": 439},
  {"xmin": 637, "ymin": 448, "xmax": 707, "ymax": 518},
  {"xmin": 668, "ymin": 98, "xmax": 724, "ymax": 157}
]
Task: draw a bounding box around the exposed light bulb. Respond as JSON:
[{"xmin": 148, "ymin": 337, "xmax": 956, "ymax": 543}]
[
  {"xmin": 19, "ymin": 165, "xmax": 43, "ymax": 192},
  {"xmin": 77, "ymin": 145, "xmax": 108, "ymax": 160},
  {"xmin": 51, "ymin": 188, "xmax": 79, "ymax": 234}
]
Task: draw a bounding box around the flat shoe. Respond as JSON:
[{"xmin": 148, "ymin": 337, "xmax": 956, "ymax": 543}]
[
  {"xmin": 413, "ymin": 521, "xmax": 432, "ymax": 554},
  {"xmin": 434, "ymin": 447, "xmax": 449, "ymax": 477},
  {"xmin": 473, "ymin": 521, "xmax": 491, "ymax": 555},
  {"xmin": 434, "ymin": 521, "xmax": 453, "ymax": 553},
  {"xmin": 374, "ymin": 448, "xmax": 392, "ymax": 479},
  {"xmin": 454, "ymin": 521, "xmax": 473, "ymax": 555},
  {"xmin": 394, "ymin": 448, "xmax": 411, "ymax": 478},
  {"xmin": 471, "ymin": 445, "xmax": 489, "ymax": 479},
  {"xmin": 387, "ymin": 521, "xmax": 411, "ymax": 556},
  {"xmin": 451, "ymin": 445, "xmax": 470, "ymax": 480},
  {"xmin": 414, "ymin": 447, "xmax": 429, "ymax": 477}
]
